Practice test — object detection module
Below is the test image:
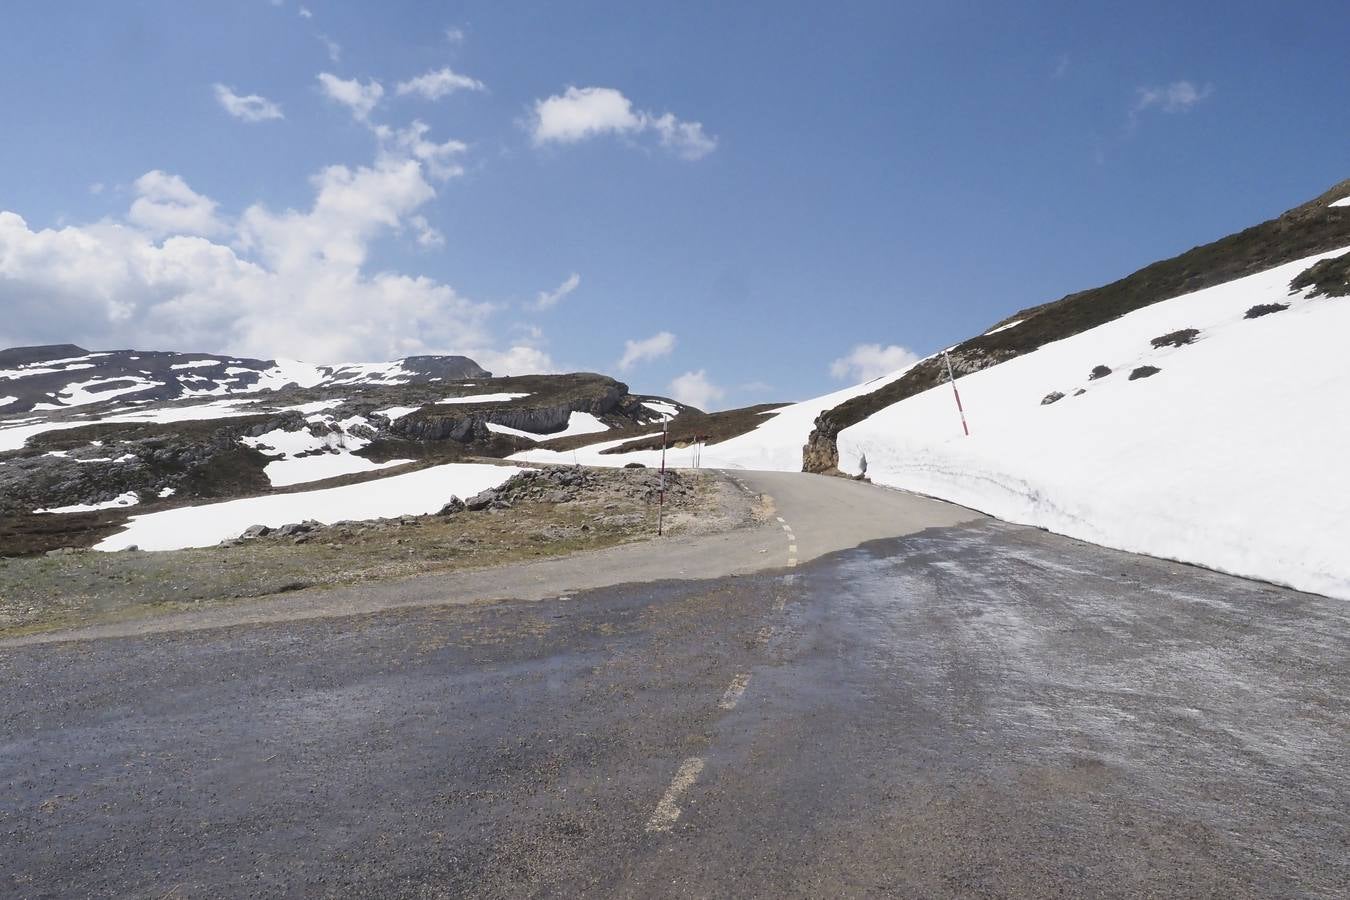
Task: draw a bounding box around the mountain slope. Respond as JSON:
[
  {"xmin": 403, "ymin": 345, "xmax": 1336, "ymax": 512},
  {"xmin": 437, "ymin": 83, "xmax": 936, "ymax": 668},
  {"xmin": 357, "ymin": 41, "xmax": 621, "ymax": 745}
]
[
  {"xmin": 803, "ymin": 177, "xmax": 1350, "ymax": 471},
  {"xmin": 0, "ymin": 345, "xmax": 489, "ymax": 414}
]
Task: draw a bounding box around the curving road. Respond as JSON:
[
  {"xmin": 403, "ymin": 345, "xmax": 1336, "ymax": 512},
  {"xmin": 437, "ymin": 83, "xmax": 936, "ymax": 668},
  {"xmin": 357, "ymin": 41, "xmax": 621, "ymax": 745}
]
[{"xmin": 2, "ymin": 471, "xmax": 1346, "ymax": 897}]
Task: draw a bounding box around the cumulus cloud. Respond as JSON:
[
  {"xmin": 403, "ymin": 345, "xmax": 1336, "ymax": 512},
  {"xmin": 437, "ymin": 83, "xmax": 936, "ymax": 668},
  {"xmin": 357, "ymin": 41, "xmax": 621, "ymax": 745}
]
[
  {"xmin": 534, "ymin": 272, "xmax": 580, "ymax": 311},
  {"xmin": 617, "ymin": 331, "xmax": 676, "ymax": 371},
  {"xmin": 667, "ymin": 370, "xmax": 724, "ymax": 411},
  {"xmin": 829, "ymin": 344, "xmax": 921, "ymax": 382},
  {"xmin": 128, "ymin": 170, "xmax": 227, "ymax": 237},
  {"xmin": 376, "ymin": 120, "xmax": 468, "ymax": 180},
  {"xmin": 530, "ymin": 86, "xmax": 716, "ymax": 159},
  {"xmin": 1132, "ymin": 80, "xmax": 1213, "ymax": 118},
  {"xmin": 213, "ymin": 84, "xmax": 284, "ymax": 122},
  {"xmin": 396, "ymin": 67, "xmax": 484, "ymax": 100},
  {"xmin": 318, "ymin": 72, "xmax": 384, "ymax": 121},
  {"xmin": 299, "ymin": 5, "xmax": 313, "ymax": 18},
  {"xmin": 0, "ymin": 146, "xmax": 522, "ymax": 364}
]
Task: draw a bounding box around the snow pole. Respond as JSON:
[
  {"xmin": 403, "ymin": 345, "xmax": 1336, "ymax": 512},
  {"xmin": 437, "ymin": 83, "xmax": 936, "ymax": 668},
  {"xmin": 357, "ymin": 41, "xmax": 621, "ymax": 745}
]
[
  {"xmin": 943, "ymin": 351, "xmax": 970, "ymax": 436},
  {"xmin": 657, "ymin": 416, "xmax": 669, "ymax": 536}
]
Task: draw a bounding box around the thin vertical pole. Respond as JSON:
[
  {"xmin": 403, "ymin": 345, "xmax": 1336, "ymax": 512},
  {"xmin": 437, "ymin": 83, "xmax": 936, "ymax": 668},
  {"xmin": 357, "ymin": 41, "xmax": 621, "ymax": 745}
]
[
  {"xmin": 943, "ymin": 351, "xmax": 970, "ymax": 436},
  {"xmin": 657, "ymin": 416, "xmax": 668, "ymax": 536}
]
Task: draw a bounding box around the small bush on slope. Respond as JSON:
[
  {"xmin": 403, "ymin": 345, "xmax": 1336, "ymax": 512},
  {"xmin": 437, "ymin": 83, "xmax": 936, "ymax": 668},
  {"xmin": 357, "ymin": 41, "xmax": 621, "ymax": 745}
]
[{"xmin": 1289, "ymin": 250, "xmax": 1350, "ymax": 298}]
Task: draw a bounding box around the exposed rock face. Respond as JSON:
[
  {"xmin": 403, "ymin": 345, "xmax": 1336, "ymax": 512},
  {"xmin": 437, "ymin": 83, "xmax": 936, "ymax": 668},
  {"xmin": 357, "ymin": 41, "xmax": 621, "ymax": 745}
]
[{"xmin": 390, "ymin": 380, "xmax": 627, "ymax": 444}]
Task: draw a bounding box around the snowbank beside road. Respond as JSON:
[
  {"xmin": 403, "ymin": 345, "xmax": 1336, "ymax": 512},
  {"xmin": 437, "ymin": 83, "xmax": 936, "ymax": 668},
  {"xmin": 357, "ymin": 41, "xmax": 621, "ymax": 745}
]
[
  {"xmin": 838, "ymin": 247, "xmax": 1350, "ymax": 600},
  {"xmin": 95, "ymin": 463, "xmax": 521, "ymax": 551}
]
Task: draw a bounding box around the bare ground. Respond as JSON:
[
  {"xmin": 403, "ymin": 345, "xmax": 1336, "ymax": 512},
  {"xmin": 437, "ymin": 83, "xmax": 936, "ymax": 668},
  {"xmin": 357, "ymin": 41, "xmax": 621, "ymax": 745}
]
[{"xmin": 0, "ymin": 467, "xmax": 741, "ymax": 639}]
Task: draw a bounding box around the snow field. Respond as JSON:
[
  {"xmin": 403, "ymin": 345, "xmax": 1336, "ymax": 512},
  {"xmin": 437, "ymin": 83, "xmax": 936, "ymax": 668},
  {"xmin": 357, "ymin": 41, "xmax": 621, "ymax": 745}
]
[
  {"xmin": 837, "ymin": 246, "xmax": 1350, "ymax": 600},
  {"xmin": 95, "ymin": 463, "xmax": 523, "ymax": 551}
]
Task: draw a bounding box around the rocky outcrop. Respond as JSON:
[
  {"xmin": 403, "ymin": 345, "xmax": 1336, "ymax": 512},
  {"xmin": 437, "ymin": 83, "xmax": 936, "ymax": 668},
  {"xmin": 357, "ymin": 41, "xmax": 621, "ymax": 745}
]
[{"xmin": 390, "ymin": 381, "xmax": 627, "ymax": 443}]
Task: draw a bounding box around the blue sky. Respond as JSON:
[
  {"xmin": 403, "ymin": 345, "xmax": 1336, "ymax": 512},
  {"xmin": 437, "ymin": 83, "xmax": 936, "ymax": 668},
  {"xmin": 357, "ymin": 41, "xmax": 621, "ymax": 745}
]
[{"xmin": 1, "ymin": 1, "xmax": 1346, "ymax": 408}]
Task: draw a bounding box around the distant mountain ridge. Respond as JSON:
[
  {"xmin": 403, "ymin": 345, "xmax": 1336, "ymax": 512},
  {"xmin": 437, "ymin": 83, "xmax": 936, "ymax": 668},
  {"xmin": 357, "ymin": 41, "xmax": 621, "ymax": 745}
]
[{"xmin": 0, "ymin": 344, "xmax": 490, "ymax": 414}]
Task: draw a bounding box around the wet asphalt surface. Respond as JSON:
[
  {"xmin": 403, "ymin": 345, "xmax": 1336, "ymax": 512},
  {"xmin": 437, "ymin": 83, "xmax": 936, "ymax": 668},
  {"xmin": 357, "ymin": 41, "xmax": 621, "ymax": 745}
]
[{"xmin": 2, "ymin": 518, "xmax": 1347, "ymax": 898}]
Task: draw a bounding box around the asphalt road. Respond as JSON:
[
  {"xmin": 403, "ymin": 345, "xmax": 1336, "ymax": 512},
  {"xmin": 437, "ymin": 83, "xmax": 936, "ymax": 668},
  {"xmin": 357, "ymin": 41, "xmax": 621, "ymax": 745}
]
[{"xmin": 2, "ymin": 472, "xmax": 1346, "ymax": 898}]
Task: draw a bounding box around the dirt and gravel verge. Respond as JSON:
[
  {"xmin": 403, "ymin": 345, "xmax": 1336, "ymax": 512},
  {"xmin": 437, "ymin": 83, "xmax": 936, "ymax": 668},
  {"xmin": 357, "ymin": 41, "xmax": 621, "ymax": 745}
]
[{"xmin": 0, "ymin": 466, "xmax": 742, "ymax": 639}]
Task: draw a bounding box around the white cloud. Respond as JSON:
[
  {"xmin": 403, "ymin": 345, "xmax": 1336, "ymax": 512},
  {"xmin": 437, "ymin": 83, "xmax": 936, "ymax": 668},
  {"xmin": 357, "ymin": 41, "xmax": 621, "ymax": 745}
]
[
  {"xmin": 617, "ymin": 331, "xmax": 676, "ymax": 370},
  {"xmin": 534, "ymin": 272, "xmax": 580, "ymax": 311},
  {"xmin": 667, "ymin": 370, "xmax": 724, "ymax": 411},
  {"xmin": 127, "ymin": 170, "xmax": 227, "ymax": 237},
  {"xmin": 213, "ymin": 83, "xmax": 284, "ymax": 123},
  {"xmin": 829, "ymin": 344, "xmax": 920, "ymax": 382},
  {"xmin": 472, "ymin": 345, "xmax": 555, "ymax": 376},
  {"xmin": 396, "ymin": 67, "xmax": 484, "ymax": 100},
  {"xmin": 318, "ymin": 35, "xmax": 342, "ymax": 62},
  {"xmin": 445, "ymin": 27, "xmax": 465, "ymax": 44},
  {"xmin": 0, "ymin": 147, "xmax": 515, "ymax": 364},
  {"xmin": 318, "ymin": 72, "xmax": 383, "ymax": 121},
  {"xmin": 530, "ymin": 86, "xmax": 716, "ymax": 159},
  {"xmin": 299, "ymin": 5, "xmax": 313, "ymax": 18},
  {"xmin": 410, "ymin": 215, "xmax": 444, "ymax": 248},
  {"xmin": 378, "ymin": 120, "xmax": 468, "ymax": 180},
  {"xmin": 89, "ymin": 182, "xmax": 105, "ymax": 196},
  {"xmin": 649, "ymin": 113, "xmax": 717, "ymax": 161},
  {"xmin": 1133, "ymin": 80, "xmax": 1213, "ymax": 116}
]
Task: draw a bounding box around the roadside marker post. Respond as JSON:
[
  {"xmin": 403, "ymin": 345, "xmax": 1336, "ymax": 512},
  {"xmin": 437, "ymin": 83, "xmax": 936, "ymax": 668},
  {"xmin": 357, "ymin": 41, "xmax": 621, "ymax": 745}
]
[
  {"xmin": 943, "ymin": 351, "xmax": 971, "ymax": 436},
  {"xmin": 657, "ymin": 415, "xmax": 669, "ymax": 536}
]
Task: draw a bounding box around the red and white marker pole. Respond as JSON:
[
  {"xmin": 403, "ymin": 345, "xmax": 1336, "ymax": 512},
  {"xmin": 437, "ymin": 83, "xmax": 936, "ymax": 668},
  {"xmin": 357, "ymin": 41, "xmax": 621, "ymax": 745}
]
[
  {"xmin": 657, "ymin": 415, "xmax": 669, "ymax": 536},
  {"xmin": 943, "ymin": 351, "xmax": 970, "ymax": 436}
]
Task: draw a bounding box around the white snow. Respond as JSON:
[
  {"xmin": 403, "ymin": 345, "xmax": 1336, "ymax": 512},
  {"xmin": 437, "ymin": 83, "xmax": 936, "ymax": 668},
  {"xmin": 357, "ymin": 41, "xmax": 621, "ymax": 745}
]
[
  {"xmin": 57, "ymin": 376, "xmax": 161, "ymax": 406},
  {"xmin": 157, "ymin": 487, "xmax": 176, "ymax": 498},
  {"xmin": 0, "ymin": 399, "xmax": 259, "ymax": 452},
  {"xmin": 642, "ymin": 400, "xmax": 680, "ymax": 418},
  {"xmin": 0, "ymin": 396, "xmax": 16, "ymax": 408},
  {"xmin": 170, "ymin": 359, "xmax": 223, "ymax": 370},
  {"xmin": 836, "ymin": 246, "xmax": 1350, "ymax": 601},
  {"xmin": 437, "ymin": 392, "xmax": 531, "ymax": 405},
  {"xmin": 263, "ymin": 454, "xmax": 412, "ymax": 487},
  {"xmin": 95, "ymin": 463, "xmax": 522, "ymax": 551},
  {"xmin": 983, "ymin": 318, "xmax": 1023, "ymax": 335},
  {"xmin": 487, "ymin": 412, "xmax": 610, "ymax": 441},
  {"xmin": 1329, "ymin": 196, "xmax": 1350, "ymax": 208},
  {"xmin": 485, "ymin": 422, "xmax": 540, "ymax": 440},
  {"xmin": 37, "ymin": 491, "xmax": 140, "ymax": 514},
  {"xmin": 0, "ymin": 363, "xmax": 96, "ymax": 380},
  {"xmin": 375, "ymin": 405, "xmax": 424, "ymax": 422}
]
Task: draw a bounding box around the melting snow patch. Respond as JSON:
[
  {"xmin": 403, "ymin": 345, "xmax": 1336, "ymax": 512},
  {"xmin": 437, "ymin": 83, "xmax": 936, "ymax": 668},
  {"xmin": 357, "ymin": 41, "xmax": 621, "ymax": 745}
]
[
  {"xmin": 487, "ymin": 412, "xmax": 610, "ymax": 440},
  {"xmin": 95, "ymin": 463, "xmax": 522, "ymax": 551},
  {"xmin": 375, "ymin": 405, "xmax": 423, "ymax": 422},
  {"xmin": 169, "ymin": 359, "xmax": 223, "ymax": 370},
  {"xmin": 37, "ymin": 491, "xmax": 140, "ymax": 514},
  {"xmin": 437, "ymin": 392, "xmax": 531, "ymax": 405},
  {"xmin": 984, "ymin": 319, "xmax": 1024, "ymax": 336},
  {"xmin": 263, "ymin": 454, "xmax": 412, "ymax": 488},
  {"xmin": 1329, "ymin": 196, "xmax": 1350, "ymax": 208},
  {"xmin": 0, "ymin": 396, "xmax": 16, "ymax": 408},
  {"xmin": 642, "ymin": 400, "xmax": 680, "ymax": 418}
]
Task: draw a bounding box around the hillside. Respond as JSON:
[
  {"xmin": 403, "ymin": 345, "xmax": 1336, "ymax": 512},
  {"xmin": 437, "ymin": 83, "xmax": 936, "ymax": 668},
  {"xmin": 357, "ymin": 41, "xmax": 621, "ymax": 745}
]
[
  {"xmin": 0, "ymin": 349, "xmax": 690, "ymax": 555},
  {"xmin": 509, "ymin": 179, "xmax": 1350, "ymax": 599},
  {"xmin": 802, "ymin": 177, "xmax": 1350, "ymax": 471}
]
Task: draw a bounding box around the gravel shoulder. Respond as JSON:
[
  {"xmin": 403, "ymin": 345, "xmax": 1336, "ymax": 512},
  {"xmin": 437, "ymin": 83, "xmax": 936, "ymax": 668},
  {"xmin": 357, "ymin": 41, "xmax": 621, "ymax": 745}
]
[{"xmin": 0, "ymin": 466, "xmax": 746, "ymax": 641}]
